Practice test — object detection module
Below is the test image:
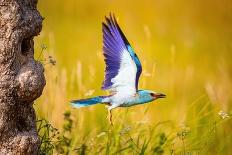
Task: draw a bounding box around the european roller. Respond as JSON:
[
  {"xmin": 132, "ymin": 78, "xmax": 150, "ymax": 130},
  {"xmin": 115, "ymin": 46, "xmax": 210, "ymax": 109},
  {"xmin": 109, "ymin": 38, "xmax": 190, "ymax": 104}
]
[{"xmin": 71, "ymin": 14, "xmax": 166, "ymax": 124}]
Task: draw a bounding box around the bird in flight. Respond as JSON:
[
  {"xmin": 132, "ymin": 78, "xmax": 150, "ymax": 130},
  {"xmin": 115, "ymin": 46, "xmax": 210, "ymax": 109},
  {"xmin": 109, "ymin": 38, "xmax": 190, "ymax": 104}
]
[{"xmin": 71, "ymin": 14, "xmax": 165, "ymax": 124}]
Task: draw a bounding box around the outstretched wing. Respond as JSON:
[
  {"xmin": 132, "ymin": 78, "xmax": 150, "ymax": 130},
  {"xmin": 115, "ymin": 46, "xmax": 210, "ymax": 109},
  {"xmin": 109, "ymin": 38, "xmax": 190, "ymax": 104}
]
[{"xmin": 101, "ymin": 14, "xmax": 142, "ymax": 94}]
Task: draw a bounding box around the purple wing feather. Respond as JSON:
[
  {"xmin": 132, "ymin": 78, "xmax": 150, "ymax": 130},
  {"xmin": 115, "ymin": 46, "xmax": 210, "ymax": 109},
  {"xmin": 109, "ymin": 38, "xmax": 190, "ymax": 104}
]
[{"xmin": 101, "ymin": 14, "xmax": 142, "ymax": 90}]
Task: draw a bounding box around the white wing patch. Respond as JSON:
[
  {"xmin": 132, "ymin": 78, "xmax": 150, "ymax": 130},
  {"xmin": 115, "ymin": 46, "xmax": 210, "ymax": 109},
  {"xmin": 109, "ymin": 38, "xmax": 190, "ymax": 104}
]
[
  {"xmin": 110, "ymin": 49, "xmax": 137, "ymax": 96},
  {"xmin": 103, "ymin": 50, "xmax": 139, "ymax": 110}
]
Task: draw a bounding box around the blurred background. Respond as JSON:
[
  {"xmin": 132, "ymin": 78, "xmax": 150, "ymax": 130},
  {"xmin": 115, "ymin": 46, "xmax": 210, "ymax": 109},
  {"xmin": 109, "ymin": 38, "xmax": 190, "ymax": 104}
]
[{"xmin": 35, "ymin": 0, "xmax": 232, "ymax": 154}]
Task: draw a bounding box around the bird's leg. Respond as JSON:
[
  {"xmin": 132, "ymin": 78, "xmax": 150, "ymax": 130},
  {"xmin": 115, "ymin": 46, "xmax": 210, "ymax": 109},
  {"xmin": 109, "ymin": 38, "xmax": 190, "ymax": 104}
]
[
  {"xmin": 107, "ymin": 104, "xmax": 120, "ymax": 126},
  {"xmin": 108, "ymin": 110, "xmax": 113, "ymax": 126},
  {"xmin": 106, "ymin": 109, "xmax": 113, "ymax": 125}
]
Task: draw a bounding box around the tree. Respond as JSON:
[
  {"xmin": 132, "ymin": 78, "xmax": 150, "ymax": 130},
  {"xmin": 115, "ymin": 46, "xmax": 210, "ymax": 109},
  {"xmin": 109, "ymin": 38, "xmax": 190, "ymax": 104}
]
[{"xmin": 0, "ymin": 0, "xmax": 45, "ymax": 154}]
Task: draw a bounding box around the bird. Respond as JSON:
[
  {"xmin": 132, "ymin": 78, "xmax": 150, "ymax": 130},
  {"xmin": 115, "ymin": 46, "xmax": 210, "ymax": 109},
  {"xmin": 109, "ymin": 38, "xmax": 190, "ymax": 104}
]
[{"xmin": 71, "ymin": 14, "xmax": 166, "ymax": 124}]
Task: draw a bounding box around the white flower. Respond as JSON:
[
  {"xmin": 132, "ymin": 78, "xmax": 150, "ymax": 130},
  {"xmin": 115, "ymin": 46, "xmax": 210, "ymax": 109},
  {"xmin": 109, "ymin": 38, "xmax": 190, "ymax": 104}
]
[{"xmin": 218, "ymin": 110, "xmax": 230, "ymax": 119}]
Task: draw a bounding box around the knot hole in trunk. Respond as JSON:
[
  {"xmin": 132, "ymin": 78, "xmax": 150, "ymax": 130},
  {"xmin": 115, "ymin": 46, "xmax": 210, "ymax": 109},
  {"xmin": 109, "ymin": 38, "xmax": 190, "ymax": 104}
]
[{"xmin": 21, "ymin": 38, "xmax": 32, "ymax": 56}]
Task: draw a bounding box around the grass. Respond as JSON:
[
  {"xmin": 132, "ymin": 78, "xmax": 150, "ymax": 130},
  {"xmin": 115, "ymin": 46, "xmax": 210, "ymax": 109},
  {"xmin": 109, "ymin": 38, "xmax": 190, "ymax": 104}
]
[
  {"xmin": 37, "ymin": 101, "xmax": 231, "ymax": 154},
  {"xmin": 35, "ymin": 49, "xmax": 232, "ymax": 154},
  {"xmin": 34, "ymin": 0, "xmax": 232, "ymax": 154}
]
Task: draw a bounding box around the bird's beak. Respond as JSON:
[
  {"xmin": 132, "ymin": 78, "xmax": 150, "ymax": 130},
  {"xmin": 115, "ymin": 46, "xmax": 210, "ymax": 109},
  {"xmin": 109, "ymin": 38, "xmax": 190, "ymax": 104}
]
[{"xmin": 154, "ymin": 93, "xmax": 166, "ymax": 99}]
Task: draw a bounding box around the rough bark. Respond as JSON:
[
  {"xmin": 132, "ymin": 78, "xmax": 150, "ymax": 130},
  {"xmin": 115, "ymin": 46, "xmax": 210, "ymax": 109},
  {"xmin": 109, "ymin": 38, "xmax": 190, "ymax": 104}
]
[{"xmin": 0, "ymin": 0, "xmax": 45, "ymax": 154}]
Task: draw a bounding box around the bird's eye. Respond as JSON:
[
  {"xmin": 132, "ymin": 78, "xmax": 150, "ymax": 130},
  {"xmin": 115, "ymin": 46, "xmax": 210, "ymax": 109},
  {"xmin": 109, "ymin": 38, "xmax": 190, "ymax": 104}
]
[{"xmin": 150, "ymin": 93, "xmax": 155, "ymax": 97}]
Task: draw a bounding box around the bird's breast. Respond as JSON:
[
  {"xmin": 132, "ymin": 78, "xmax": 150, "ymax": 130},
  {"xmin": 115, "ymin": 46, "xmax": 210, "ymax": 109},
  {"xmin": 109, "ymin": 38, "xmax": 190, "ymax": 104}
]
[{"xmin": 118, "ymin": 95, "xmax": 141, "ymax": 107}]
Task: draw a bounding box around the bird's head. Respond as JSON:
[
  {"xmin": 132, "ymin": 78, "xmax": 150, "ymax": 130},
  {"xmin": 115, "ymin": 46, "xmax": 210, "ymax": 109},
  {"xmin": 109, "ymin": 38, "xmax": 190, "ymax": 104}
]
[
  {"xmin": 138, "ymin": 90, "xmax": 166, "ymax": 102},
  {"xmin": 150, "ymin": 91, "xmax": 166, "ymax": 100}
]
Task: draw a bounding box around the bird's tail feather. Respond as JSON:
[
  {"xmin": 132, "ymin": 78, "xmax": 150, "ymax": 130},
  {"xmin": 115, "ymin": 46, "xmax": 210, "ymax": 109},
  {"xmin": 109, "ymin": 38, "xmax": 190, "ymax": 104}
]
[{"xmin": 71, "ymin": 96, "xmax": 106, "ymax": 108}]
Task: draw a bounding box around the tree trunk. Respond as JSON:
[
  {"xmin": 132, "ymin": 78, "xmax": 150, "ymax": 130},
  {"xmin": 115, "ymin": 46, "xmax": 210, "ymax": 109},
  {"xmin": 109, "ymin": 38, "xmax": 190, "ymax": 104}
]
[{"xmin": 0, "ymin": 0, "xmax": 45, "ymax": 154}]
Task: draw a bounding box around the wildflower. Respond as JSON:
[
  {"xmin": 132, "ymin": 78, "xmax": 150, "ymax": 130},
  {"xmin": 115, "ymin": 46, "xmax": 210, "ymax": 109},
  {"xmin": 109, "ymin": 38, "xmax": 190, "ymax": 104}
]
[
  {"xmin": 119, "ymin": 126, "xmax": 131, "ymax": 135},
  {"xmin": 177, "ymin": 123, "xmax": 190, "ymax": 139},
  {"xmin": 40, "ymin": 44, "xmax": 47, "ymax": 50},
  {"xmin": 48, "ymin": 55, "xmax": 56, "ymax": 65},
  {"xmin": 218, "ymin": 110, "xmax": 230, "ymax": 119}
]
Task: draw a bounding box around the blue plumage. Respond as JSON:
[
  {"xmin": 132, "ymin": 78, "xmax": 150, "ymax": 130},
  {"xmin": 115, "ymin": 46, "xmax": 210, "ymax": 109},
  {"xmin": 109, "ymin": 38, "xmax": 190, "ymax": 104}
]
[
  {"xmin": 127, "ymin": 45, "xmax": 142, "ymax": 90},
  {"xmin": 71, "ymin": 96, "xmax": 106, "ymax": 108},
  {"xmin": 102, "ymin": 14, "xmax": 142, "ymax": 90},
  {"xmin": 71, "ymin": 14, "xmax": 166, "ymax": 122},
  {"xmin": 102, "ymin": 16, "xmax": 124, "ymax": 89}
]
